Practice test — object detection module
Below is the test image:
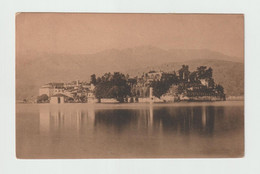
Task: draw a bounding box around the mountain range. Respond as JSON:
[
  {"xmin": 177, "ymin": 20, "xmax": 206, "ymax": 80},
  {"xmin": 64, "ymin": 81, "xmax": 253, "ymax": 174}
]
[{"xmin": 16, "ymin": 46, "xmax": 244, "ymax": 100}]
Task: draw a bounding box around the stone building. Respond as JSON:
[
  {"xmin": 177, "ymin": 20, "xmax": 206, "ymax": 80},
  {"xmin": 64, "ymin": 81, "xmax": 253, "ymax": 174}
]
[{"xmin": 50, "ymin": 94, "xmax": 67, "ymax": 104}]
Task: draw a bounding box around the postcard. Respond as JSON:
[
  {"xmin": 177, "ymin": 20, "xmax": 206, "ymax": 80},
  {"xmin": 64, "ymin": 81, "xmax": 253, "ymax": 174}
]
[{"xmin": 16, "ymin": 13, "xmax": 244, "ymax": 158}]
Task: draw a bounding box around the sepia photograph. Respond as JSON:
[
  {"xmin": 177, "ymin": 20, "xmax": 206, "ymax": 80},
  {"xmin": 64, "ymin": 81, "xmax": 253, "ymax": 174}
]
[{"xmin": 16, "ymin": 13, "xmax": 244, "ymax": 159}]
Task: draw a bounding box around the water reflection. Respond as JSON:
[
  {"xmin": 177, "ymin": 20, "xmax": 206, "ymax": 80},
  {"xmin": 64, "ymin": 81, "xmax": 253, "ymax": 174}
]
[
  {"xmin": 150, "ymin": 106, "xmax": 216, "ymax": 136},
  {"xmin": 38, "ymin": 105, "xmax": 235, "ymax": 137},
  {"xmin": 16, "ymin": 103, "xmax": 244, "ymax": 158}
]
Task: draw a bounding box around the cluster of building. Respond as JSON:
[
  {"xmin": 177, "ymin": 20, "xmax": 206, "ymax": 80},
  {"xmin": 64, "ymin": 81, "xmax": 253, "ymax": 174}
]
[
  {"xmin": 39, "ymin": 80, "xmax": 97, "ymax": 104},
  {"xmin": 130, "ymin": 68, "xmax": 225, "ymax": 102},
  {"xmin": 38, "ymin": 68, "xmax": 225, "ymax": 104}
]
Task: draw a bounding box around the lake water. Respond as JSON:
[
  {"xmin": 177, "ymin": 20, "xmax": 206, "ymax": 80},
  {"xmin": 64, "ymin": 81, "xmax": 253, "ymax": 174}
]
[{"xmin": 16, "ymin": 101, "xmax": 244, "ymax": 158}]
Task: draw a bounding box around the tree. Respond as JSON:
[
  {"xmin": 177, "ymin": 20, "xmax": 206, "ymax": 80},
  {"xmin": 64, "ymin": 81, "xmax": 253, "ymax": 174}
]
[
  {"xmin": 205, "ymin": 67, "xmax": 213, "ymax": 79},
  {"xmin": 208, "ymin": 78, "xmax": 215, "ymax": 88},
  {"xmin": 161, "ymin": 72, "xmax": 179, "ymax": 84},
  {"xmin": 37, "ymin": 94, "xmax": 49, "ymax": 103},
  {"xmin": 150, "ymin": 73, "xmax": 178, "ymax": 98},
  {"xmin": 90, "ymin": 74, "xmax": 97, "ymax": 85},
  {"xmin": 79, "ymin": 95, "xmax": 87, "ymax": 103},
  {"xmin": 197, "ymin": 66, "xmax": 207, "ymax": 79},
  {"xmin": 94, "ymin": 72, "xmax": 131, "ymax": 102},
  {"xmin": 178, "ymin": 65, "xmax": 190, "ymax": 81},
  {"xmin": 215, "ymin": 84, "xmax": 224, "ymax": 94},
  {"xmin": 96, "ymin": 77, "xmax": 101, "ymax": 84},
  {"xmin": 189, "ymin": 71, "xmax": 198, "ymax": 83},
  {"xmin": 197, "ymin": 66, "xmax": 213, "ymax": 79},
  {"xmin": 150, "ymin": 81, "xmax": 167, "ymax": 98}
]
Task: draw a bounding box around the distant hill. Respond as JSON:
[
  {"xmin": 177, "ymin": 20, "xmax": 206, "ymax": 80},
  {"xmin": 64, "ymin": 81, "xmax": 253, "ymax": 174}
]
[{"xmin": 16, "ymin": 46, "xmax": 243, "ymax": 100}]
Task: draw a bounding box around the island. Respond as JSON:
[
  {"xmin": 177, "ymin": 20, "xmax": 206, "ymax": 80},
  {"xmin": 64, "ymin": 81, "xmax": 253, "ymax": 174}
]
[{"xmin": 33, "ymin": 65, "xmax": 225, "ymax": 104}]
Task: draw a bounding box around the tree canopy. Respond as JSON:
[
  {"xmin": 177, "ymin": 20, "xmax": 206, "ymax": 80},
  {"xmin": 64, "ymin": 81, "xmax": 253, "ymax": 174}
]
[
  {"xmin": 150, "ymin": 72, "xmax": 179, "ymax": 98},
  {"xmin": 37, "ymin": 94, "xmax": 49, "ymax": 103},
  {"xmin": 94, "ymin": 72, "xmax": 131, "ymax": 102},
  {"xmin": 90, "ymin": 74, "xmax": 97, "ymax": 85}
]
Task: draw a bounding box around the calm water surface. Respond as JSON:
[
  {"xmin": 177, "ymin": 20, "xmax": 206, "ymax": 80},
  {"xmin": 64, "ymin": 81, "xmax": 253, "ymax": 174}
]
[{"xmin": 16, "ymin": 101, "xmax": 244, "ymax": 158}]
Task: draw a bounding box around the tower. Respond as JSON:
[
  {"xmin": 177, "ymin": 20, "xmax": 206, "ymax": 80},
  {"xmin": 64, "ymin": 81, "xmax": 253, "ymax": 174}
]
[{"xmin": 149, "ymin": 87, "xmax": 153, "ymax": 99}]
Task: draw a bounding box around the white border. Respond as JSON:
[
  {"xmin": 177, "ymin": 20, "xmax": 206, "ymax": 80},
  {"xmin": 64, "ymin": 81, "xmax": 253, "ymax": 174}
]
[{"xmin": 1, "ymin": 0, "xmax": 260, "ymax": 174}]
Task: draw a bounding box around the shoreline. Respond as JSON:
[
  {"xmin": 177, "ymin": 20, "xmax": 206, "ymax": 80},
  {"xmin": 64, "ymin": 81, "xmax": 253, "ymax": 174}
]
[
  {"xmin": 17, "ymin": 95, "xmax": 244, "ymax": 104},
  {"xmin": 16, "ymin": 100, "xmax": 244, "ymax": 108}
]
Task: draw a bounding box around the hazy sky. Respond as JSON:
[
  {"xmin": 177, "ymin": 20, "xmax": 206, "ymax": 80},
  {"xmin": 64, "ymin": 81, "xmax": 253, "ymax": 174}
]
[{"xmin": 16, "ymin": 13, "xmax": 244, "ymax": 58}]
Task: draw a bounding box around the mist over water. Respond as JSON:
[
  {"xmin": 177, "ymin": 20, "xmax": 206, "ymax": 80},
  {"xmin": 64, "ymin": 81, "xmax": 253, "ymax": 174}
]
[{"xmin": 16, "ymin": 102, "xmax": 244, "ymax": 158}]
